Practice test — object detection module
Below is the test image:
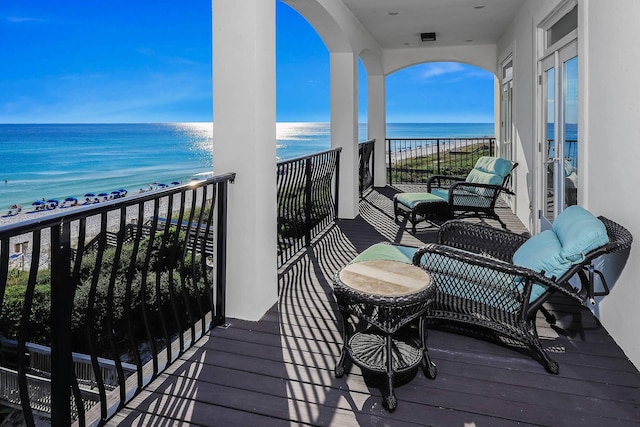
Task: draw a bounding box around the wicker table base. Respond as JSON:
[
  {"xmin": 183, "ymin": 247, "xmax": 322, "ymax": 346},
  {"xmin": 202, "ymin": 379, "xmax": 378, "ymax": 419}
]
[
  {"xmin": 348, "ymin": 329, "xmax": 423, "ymax": 372},
  {"xmin": 333, "ymin": 259, "xmax": 437, "ymax": 412}
]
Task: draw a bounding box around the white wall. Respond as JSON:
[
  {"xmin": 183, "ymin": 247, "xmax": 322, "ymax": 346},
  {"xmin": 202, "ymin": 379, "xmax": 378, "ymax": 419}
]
[
  {"xmin": 498, "ymin": 0, "xmax": 640, "ymax": 370},
  {"xmin": 581, "ymin": 0, "xmax": 640, "ymax": 370},
  {"xmin": 497, "ymin": 0, "xmax": 559, "ymax": 231}
]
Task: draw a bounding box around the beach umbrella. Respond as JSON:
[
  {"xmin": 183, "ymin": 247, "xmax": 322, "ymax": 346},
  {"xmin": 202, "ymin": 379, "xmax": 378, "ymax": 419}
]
[
  {"xmin": 117, "ymin": 188, "xmax": 128, "ymax": 196},
  {"xmin": 110, "ymin": 191, "xmax": 121, "ymax": 198},
  {"xmin": 97, "ymin": 192, "xmax": 108, "ymax": 197},
  {"xmin": 171, "ymin": 181, "xmax": 180, "ymax": 185},
  {"xmin": 65, "ymin": 197, "xmax": 77, "ymax": 202},
  {"xmin": 32, "ymin": 200, "xmax": 45, "ymax": 206},
  {"xmin": 47, "ymin": 199, "xmax": 59, "ymax": 204},
  {"xmin": 84, "ymin": 193, "xmax": 95, "ymax": 197}
]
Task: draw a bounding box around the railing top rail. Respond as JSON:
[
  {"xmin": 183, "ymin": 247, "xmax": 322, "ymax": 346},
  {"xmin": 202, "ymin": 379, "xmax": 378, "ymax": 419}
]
[
  {"xmin": 0, "ymin": 172, "xmax": 236, "ymax": 238},
  {"xmin": 277, "ymin": 147, "xmax": 342, "ymax": 167},
  {"xmin": 386, "ymin": 137, "xmax": 495, "ymax": 141},
  {"xmin": 359, "ymin": 139, "xmax": 375, "ymax": 145}
]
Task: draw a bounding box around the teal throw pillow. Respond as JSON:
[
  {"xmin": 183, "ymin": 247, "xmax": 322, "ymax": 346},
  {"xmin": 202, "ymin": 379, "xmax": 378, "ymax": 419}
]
[
  {"xmin": 552, "ymin": 205, "xmax": 609, "ymax": 263},
  {"xmin": 512, "ymin": 229, "xmax": 571, "ymax": 279}
]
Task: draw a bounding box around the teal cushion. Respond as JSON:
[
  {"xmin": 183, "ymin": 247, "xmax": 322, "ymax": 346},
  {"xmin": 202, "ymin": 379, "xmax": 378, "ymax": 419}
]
[
  {"xmin": 419, "ymin": 251, "xmax": 524, "ymax": 312},
  {"xmin": 465, "ymin": 157, "xmax": 513, "ymax": 185},
  {"xmin": 512, "ymin": 230, "xmax": 570, "ymax": 279},
  {"xmin": 395, "ymin": 192, "xmax": 446, "ymax": 209},
  {"xmin": 465, "ymin": 168, "xmax": 503, "ymax": 186},
  {"xmin": 350, "ymin": 243, "xmax": 417, "ymax": 264},
  {"xmin": 552, "ymin": 205, "xmax": 609, "ymax": 263},
  {"xmin": 430, "ymin": 188, "xmax": 449, "ymax": 200},
  {"xmin": 474, "ymin": 156, "xmax": 514, "ymax": 178}
]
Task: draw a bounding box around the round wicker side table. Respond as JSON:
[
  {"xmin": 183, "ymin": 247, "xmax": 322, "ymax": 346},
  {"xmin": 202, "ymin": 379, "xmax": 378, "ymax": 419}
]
[{"xmin": 333, "ymin": 259, "xmax": 437, "ymax": 412}]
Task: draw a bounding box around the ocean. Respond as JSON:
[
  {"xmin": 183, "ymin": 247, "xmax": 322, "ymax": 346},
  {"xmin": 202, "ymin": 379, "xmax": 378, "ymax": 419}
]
[{"xmin": 0, "ymin": 122, "xmax": 494, "ymax": 211}]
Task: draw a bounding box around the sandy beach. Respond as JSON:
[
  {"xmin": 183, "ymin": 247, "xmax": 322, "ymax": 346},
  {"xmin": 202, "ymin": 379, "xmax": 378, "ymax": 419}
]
[
  {"xmin": 388, "ymin": 141, "xmax": 451, "ymax": 164},
  {"xmin": 1, "ymin": 190, "xmax": 197, "ymax": 271}
]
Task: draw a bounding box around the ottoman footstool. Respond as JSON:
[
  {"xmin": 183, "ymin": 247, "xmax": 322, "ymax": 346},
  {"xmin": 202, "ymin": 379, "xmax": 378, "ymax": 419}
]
[{"xmin": 393, "ymin": 192, "xmax": 451, "ymax": 233}]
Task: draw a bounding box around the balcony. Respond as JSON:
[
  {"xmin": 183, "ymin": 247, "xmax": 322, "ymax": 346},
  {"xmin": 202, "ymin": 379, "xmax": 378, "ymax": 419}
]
[
  {"xmin": 1, "ymin": 145, "xmax": 639, "ymax": 426},
  {"xmin": 111, "ymin": 190, "xmax": 640, "ymax": 425}
]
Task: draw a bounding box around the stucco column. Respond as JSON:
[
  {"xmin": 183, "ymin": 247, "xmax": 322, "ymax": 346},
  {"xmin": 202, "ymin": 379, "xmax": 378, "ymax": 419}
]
[
  {"xmin": 330, "ymin": 51, "xmax": 359, "ymax": 219},
  {"xmin": 368, "ymin": 73, "xmax": 387, "ymax": 187},
  {"xmin": 212, "ymin": 0, "xmax": 277, "ymax": 321}
]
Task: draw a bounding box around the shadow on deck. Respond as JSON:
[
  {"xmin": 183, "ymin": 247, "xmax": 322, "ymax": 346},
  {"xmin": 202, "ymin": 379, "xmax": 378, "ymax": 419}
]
[{"xmin": 109, "ymin": 186, "xmax": 640, "ymax": 426}]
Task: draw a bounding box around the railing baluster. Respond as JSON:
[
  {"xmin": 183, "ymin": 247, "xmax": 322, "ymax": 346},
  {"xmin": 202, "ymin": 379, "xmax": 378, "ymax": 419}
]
[
  {"xmin": 18, "ymin": 230, "xmax": 40, "ymax": 427},
  {"xmin": 185, "ymin": 188, "xmax": 199, "ymax": 344},
  {"xmin": 86, "ymin": 212, "xmax": 110, "ymax": 420},
  {"xmin": 161, "ymin": 193, "xmax": 176, "ymax": 364},
  {"xmin": 215, "ymin": 180, "xmax": 228, "ymax": 326},
  {"xmin": 50, "ymin": 221, "xmax": 73, "ymax": 424},
  {"xmin": 304, "ymin": 157, "xmax": 313, "ymax": 246},
  {"xmin": 141, "ymin": 199, "xmax": 160, "ymax": 377}
]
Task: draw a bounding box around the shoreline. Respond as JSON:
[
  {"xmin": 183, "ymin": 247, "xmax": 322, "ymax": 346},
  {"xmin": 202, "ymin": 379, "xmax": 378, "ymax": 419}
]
[
  {"xmin": 387, "ymin": 138, "xmax": 490, "ymax": 164},
  {"xmin": 1, "ymin": 190, "xmax": 197, "ymax": 271},
  {"xmin": 388, "ymin": 140, "xmax": 453, "ymax": 164}
]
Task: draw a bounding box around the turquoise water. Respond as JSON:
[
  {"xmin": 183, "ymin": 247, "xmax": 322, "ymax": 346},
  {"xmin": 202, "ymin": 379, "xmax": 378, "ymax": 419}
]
[{"xmin": 0, "ymin": 122, "xmax": 494, "ymax": 210}]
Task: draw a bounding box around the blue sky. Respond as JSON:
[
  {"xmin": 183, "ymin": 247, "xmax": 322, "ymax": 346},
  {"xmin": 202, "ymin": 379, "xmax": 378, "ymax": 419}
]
[{"xmin": 0, "ymin": 1, "xmax": 494, "ymax": 124}]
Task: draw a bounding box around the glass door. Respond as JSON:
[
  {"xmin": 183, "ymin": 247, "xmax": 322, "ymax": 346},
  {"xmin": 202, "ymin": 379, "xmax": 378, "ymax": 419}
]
[
  {"xmin": 539, "ymin": 2, "xmax": 578, "ymax": 230},
  {"xmin": 540, "ymin": 41, "xmax": 577, "ymax": 230},
  {"xmin": 500, "ymin": 61, "xmax": 514, "ymax": 209}
]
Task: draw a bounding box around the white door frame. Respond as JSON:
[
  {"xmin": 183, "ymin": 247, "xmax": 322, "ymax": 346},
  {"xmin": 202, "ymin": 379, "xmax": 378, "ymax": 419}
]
[{"xmin": 536, "ymin": 1, "xmax": 578, "ymax": 232}]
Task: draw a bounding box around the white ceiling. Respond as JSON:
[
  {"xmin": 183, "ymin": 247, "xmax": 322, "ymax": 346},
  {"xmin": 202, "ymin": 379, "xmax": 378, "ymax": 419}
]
[{"xmin": 341, "ymin": 0, "xmax": 525, "ymax": 49}]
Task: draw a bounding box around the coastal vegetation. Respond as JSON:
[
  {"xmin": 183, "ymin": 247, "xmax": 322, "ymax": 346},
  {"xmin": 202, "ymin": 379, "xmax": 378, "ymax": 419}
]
[
  {"xmin": 0, "ymin": 227, "xmax": 210, "ymax": 361},
  {"xmin": 388, "ymin": 141, "xmax": 493, "ymax": 183}
]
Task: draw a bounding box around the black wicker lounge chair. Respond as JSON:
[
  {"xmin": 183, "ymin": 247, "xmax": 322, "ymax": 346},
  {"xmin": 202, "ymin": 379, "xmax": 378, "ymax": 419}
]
[
  {"xmin": 394, "ymin": 156, "xmax": 518, "ymax": 231},
  {"xmin": 351, "ymin": 206, "xmax": 632, "ymax": 373}
]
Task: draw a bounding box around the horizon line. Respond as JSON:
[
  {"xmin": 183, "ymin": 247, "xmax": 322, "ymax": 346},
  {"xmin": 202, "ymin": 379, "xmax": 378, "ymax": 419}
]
[{"xmin": 0, "ymin": 121, "xmax": 497, "ymax": 125}]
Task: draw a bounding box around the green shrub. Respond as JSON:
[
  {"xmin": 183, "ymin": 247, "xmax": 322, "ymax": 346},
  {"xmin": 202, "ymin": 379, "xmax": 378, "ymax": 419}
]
[{"xmin": 1, "ymin": 226, "xmax": 211, "ymax": 359}]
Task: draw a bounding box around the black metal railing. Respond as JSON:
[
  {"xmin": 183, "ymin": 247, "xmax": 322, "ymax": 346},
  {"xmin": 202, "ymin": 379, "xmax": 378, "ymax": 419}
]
[
  {"xmin": 547, "ymin": 139, "xmax": 578, "ymax": 168},
  {"xmin": 276, "ymin": 148, "xmax": 341, "ymax": 267},
  {"xmin": 359, "ymin": 139, "xmax": 375, "ymax": 197},
  {"xmin": 0, "ymin": 173, "xmax": 234, "ymax": 426},
  {"xmin": 386, "ymin": 137, "xmax": 495, "ymax": 184}
]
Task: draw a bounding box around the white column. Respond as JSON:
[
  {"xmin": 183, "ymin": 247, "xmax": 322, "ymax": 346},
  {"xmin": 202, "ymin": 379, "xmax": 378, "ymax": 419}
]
[
  {"xmin": 330, "ymin": 51, "xmax": 359, "ymax": 219},
  {"xmin": 212, "ymin": 0, "xmax": 277, "ymax": 321},
  {"xmin": 368, "ymin": 74, "xmax": 386, "ymax": 187}
]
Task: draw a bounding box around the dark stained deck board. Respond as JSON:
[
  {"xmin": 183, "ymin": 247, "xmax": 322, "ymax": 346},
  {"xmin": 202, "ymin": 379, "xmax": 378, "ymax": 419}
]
[{"xmin": 109, "ymin": 187, "xmax": 640, "ymax": 426}]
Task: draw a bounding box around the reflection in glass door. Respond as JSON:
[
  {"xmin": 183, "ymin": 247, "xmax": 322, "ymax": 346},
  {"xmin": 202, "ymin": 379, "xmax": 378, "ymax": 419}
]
[
  {"xmin": 563, "ymin": 56, "xmax": 578, "ymax": 209},
  {"xmin": 543, "ymin": 65, "xmax": 556, "ymax": 226},
  {"xmin": 540, "ymin": 41, "xmax": 577, "ymax": 230}
]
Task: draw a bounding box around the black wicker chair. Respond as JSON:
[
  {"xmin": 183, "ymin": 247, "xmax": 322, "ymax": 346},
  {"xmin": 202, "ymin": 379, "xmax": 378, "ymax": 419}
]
[
  {"xmin": 426, "ymin": 157, "xmax": 518, "ymax": 227},
  {"xmin": 412, "ymin": 216, "xmax": 632, "ymax": 374},
  {"xmin": 394, "ymin": 157, "xmax": 518, "ymax": 232}
]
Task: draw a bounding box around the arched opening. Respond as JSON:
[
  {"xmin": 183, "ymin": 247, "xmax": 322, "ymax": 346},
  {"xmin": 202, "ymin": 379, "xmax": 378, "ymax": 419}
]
[
  {"xmin": 386, "ymin": 61, "xmax": 495, "ymax": 126},
  {"xmin": 384, "ymin": 61, "xmax": 497, "ymax": 185}
]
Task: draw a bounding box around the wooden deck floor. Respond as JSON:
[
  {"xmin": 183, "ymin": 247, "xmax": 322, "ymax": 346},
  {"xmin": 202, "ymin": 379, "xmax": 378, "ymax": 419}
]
[{"xmin": 109, "ymin": 186, "xmax": 640, "ymax": 426}]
